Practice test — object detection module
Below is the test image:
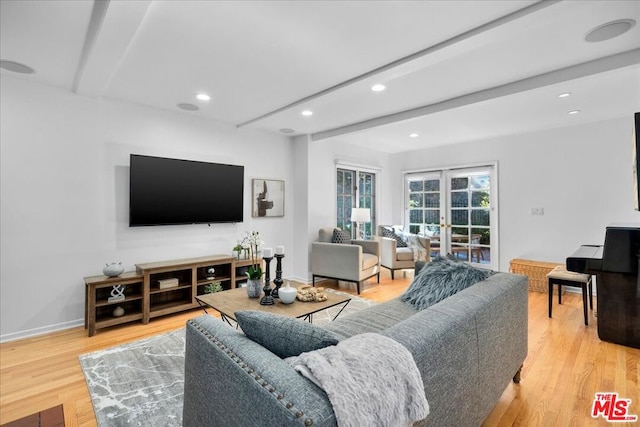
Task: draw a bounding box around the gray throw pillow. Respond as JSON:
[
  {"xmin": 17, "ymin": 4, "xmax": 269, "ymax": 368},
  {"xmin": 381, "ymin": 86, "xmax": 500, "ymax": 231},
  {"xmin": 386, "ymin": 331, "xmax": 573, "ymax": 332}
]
[
  {"xmin": 401, "ymin": 256, "xmax": 492, "ymax": 310},
  {"xmin": 235, "ymin": 311, "xmax": 340, "ymax": 358},
  {"xmin": 331, "ymin": 228, "xmax": 351, "ymax": 244}
]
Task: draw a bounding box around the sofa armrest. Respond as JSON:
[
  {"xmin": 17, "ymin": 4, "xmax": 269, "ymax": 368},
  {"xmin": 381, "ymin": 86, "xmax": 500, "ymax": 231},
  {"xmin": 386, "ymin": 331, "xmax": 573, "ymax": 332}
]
[
  {"xmin": 376, "ymin": 236, "xmax": 397, "ymax": 266},
  {"xmin": 183, "ymin": 315, "xmax": 337, "ymax": 427},
  {"xmin": 351, "ymin": 239, "xmax": 380, "ymax": 257}
]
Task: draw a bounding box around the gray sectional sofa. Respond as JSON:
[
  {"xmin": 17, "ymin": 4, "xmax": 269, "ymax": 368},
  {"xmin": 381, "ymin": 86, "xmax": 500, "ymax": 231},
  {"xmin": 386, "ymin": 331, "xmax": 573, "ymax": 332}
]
[{"xmin": 183, "ymin": 269, "xmax": 528, "ymax": 426}]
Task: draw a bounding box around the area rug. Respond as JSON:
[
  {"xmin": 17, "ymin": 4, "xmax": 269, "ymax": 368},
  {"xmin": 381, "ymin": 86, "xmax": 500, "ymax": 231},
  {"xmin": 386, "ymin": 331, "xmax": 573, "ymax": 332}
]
[{"xmin": 79, "ymin": 290, "xmax": 376, "ymax": 427}]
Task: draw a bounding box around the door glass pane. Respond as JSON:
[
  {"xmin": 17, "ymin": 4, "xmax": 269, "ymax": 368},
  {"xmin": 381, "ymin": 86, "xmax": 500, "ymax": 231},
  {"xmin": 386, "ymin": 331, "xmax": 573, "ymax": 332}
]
[
  {"xmin": 409, "ymin": 193, "xmax": 423, "ymax": 207},
  {"xmin": 409, "ymin": 180, "xmax": 423, "ymax": 192},
  {"xmin": 471, "ymin": 209, "xmax": 490, "ymax": 225},
  {"xmin": 425, "ymin": 179, "xmax": 440, "ymax": 191},
  {"xmin": 425, "ymin": 210, "xmax": 440, "ymax": 224},
  {"xmin": 472, "ymin": 227, "xmax": 490, "ymax": 245},
  {"xmin": 451, "ymin": 192, "xmax": 468, "ymax": 207},
  {"xmin": 410, "ymin": 209, "xmax": 424, "ymax": 223},
  {"xmin": 451, "ymin": 177, "xmax": 468, "ymax": 190},
  {"xmin": 471, "ymin": 191, "xmax": 490, "ymax": 207},
  {"xmin": 424, "ymin": 193, "xmax": 439, "ymax": 208},
  {"xmin": 470, "ymin": 175, "xmax": 489, "ymax": 190},
  {"xmin": 451, "ymin": 210, "xmax": 468, "ymax": 225}
]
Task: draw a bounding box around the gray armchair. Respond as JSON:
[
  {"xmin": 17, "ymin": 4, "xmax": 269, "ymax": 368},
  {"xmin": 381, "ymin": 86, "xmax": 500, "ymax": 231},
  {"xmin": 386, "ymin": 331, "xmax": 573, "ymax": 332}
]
[
  {"xmin": 376, "ymin": 225, "xmax": 430, "ymax": 279},
  {"xmin": 311, "ymin": 227, "xmax": 380, "ymax": 294}
]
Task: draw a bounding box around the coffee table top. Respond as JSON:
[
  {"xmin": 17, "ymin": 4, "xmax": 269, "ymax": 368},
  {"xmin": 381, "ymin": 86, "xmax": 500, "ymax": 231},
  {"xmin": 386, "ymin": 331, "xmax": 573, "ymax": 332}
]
[{"xmin": 196, "ymin": 284, "xmax": 351, "ymax": 321}]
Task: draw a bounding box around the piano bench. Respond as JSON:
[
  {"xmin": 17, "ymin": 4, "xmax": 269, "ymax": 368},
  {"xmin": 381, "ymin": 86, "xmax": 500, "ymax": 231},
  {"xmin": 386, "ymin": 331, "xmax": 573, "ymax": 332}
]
[{"xmin": 547, "ymin": 266, "xmax": 593, "ymax": 326}]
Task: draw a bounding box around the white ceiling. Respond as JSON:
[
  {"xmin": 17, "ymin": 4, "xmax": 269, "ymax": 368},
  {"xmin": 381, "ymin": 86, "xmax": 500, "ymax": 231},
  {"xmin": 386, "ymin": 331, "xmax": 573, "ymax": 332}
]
[{"xmin": 1, "ymin": 0, "xmax": 639, "ymax": 153}]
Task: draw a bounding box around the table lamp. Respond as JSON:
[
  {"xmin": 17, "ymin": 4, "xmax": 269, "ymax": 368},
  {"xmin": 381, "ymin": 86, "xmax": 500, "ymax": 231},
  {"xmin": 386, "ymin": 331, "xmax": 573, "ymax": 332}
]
[{"xmin": 350, "ymin": 208, "xmax": 371, "ymax": 239}]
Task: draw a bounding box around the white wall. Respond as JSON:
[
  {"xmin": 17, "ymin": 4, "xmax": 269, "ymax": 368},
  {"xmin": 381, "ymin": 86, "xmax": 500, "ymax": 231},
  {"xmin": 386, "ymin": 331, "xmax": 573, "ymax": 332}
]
[
  {"xmin": 0, "ymin": 76, "xmax": 295, "ymax": 341},
  {"xmin": 390, "ymin": 117, "xmax": 640, "ymax": 271}
]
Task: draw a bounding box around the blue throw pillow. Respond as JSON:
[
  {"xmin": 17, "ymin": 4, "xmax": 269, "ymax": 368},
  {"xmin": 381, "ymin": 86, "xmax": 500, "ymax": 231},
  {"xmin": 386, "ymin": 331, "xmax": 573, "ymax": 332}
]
[
  {"xmin": 235, "ymin": 311, "xmax": 341, "ymax": 358},
  {"xmin": 402, "ymin": 256, "xmax": 492, "ymax": 310}
]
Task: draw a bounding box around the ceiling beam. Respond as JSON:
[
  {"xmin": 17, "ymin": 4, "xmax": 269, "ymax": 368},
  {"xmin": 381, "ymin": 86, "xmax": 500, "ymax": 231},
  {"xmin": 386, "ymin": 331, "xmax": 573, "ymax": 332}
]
[
  {"xmin": 73, "ymin": 0, "xmax": 152, "ymax": 97},
  {"xmin": 236, "ymin": 0, "xmax": 561, "ymax": 128},
  {"xmin": 311, "ymin": 48, "xmax": 640, "ymax": 141}
]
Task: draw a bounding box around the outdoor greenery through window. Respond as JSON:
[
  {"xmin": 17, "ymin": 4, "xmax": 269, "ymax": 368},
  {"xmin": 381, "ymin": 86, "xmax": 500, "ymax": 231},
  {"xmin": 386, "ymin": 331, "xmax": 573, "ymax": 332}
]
[
  {"xmin": 337, "ymin": 168, "xmax": 376, "ymax": 239},
  {"xmin": 406, "ymin": 167, "xmax": 494, "ymax": 266}
]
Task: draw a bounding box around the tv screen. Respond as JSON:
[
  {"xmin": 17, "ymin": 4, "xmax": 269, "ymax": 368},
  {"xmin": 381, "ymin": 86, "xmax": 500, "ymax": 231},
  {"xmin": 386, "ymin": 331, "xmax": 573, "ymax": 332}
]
[{"xmin": 129, "ymin": 155, "xmax": 244, "ymax": 226}]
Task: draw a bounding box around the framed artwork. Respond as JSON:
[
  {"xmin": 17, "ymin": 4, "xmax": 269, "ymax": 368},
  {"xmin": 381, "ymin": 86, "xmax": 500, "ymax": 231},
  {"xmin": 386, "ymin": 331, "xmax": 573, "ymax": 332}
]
[{"xmin": 252, "ymin": 179, "xmax": 285, "ymax": 217}]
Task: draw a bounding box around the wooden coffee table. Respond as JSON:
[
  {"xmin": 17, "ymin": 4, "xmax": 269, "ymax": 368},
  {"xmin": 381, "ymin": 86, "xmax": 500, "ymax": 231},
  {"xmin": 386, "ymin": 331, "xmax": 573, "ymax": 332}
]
[{"xmin": 196, "ymin": 285, "xmax": 351, "ymax": 325}]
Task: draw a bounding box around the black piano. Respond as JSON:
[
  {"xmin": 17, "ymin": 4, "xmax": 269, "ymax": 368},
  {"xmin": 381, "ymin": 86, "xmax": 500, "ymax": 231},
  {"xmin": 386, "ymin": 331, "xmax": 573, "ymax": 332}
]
[{"xmin": 567, "ymin": 225, "xmax": 640, "ymax": 349}]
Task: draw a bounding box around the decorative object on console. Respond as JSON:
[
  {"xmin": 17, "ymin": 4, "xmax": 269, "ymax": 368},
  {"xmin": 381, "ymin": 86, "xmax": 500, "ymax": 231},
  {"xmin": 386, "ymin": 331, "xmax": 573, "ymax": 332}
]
[
  {"xmin": 278, "ymin": 282, "xmax": 297, "ymax": 304},
  {"xmin": 108, "ymin": 284, "xmax": 126, "ymax": 302},
  {"xmin": 350, "ymin": 208, "xmax": 371, "ymax": 239},
  {"xmin": 206, "ymin": 267, "xmax": 215, "ymax": 280},
  {"xmin": 113, "ymin": 306, "xmax": 125, "ymax": 317},
  {"xmin": 203, "ymin": 281, "xmax": 223, "ymax": 294},
  {"xmin": 103, "ymin": 262, "xmax": 124, "ymax": 277},
  {"xmin": 233, "ymin": 243, "xmax": 243, "ymax": 259},
  {"xmin": 260, "ymin": 249, "xmax": 275, "ymax": 305},
  {"xmin": 252, "ymin": 179, "xmax": 285, "ymax": 217},
  {"xmin": 158, "ymin": 278, "xmax": 179, "ymax": 289},
  {"xmin": 272, "ymin": 245, "xmax": 285, "ymax": 298}
]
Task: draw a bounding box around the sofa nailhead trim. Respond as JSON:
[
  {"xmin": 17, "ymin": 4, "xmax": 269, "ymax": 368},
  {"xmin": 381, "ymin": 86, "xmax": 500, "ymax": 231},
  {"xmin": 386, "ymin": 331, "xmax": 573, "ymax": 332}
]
[{"xmin": 188, "ymin": 320, "xmax": 316, "ymax": 425}]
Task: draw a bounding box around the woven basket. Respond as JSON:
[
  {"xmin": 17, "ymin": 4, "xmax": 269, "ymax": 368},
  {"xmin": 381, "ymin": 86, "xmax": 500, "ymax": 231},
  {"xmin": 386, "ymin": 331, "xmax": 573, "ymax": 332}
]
[{"xmin": 509, "ymin": 258, "xmax": 564, "ymax": 294}]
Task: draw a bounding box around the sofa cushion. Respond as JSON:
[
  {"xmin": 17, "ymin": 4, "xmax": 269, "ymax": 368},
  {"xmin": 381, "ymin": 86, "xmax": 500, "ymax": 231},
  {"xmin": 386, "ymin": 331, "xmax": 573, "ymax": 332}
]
[
  {"xmin": 322, "ymin": 297, "xmax": 417, "ymax": 339},
  {"xmin": 362, "ymin": 253, "xmax": 379, "ymax": 270},
  {"xmin": 332, "ymin": 228, "xmax": 352, "ymax": 244},
  {"xmin": 396, "ymin": 247, "xmax": 414, "ymax": 261},
  {"xmin": 235, "ymin": 310, "xmax": 340, "ymax": 358},
  {"xmin": 401, "ymin": 256, "xmax": 493, "ymax": 310}
]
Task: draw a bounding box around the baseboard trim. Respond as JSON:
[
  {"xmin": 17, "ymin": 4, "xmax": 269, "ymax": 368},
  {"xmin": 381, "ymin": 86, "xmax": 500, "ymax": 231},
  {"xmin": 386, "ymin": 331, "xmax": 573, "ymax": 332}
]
[{"xmin": 0, "ymin": 318, "xmax": 84, "ymax": 344}]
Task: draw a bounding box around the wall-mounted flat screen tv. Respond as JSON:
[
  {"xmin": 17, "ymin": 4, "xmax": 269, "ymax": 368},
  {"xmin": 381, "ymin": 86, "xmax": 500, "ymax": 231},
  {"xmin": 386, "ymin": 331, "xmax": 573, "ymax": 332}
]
[{"xmin": 129, "ymin": 154, "xmax": 244, "ymax": 226}]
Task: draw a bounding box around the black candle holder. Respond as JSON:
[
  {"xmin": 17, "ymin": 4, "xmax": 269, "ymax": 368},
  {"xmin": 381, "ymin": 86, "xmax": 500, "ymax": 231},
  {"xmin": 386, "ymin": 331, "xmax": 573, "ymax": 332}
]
[
  {"xmin": 272, "ymin": 254, "xmax": 284, "ymax": 298},
  {"xmin": 260, "ymin": 256, "xmax": 274, "ymax": 305}
]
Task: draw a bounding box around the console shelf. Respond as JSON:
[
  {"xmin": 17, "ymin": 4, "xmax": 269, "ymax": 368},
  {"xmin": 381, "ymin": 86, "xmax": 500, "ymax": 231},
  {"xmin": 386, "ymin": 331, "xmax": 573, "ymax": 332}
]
[{"xmin": 85, "ymin": 254, "xmax": 244, "ymax": 336}]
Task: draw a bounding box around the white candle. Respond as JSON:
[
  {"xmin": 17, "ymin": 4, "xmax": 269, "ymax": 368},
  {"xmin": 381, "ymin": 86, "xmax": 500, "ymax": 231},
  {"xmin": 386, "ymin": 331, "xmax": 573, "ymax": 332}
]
[
  {"xmin": 262, "ymin": 248, "xmax": 273, "ymax": 258},
  {"xmin": 276, "ymin": 245, "xmax": 285, "ymax": 255}
]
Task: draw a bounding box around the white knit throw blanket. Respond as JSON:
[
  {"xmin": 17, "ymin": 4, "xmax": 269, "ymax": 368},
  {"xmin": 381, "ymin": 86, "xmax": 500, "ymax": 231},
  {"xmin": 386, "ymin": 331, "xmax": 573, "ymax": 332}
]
[{"xmin": 286, "ymin": 333, "xmax": 429, "ymax": 427}]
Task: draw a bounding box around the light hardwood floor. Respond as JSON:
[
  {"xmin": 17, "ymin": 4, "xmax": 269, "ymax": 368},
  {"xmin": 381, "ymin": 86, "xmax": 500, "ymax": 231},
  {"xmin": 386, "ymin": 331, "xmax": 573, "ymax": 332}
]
[{"xmin": 1, "ymin": 271, "xmax": 638, "ymax": 426}]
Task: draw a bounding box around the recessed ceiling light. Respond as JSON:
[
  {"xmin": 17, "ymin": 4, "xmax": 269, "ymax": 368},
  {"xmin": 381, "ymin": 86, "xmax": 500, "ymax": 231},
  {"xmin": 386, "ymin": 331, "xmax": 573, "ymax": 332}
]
[
  {"xmin": 409, "ymin": 133, "xmax": 419, "ymax": 138},
  {"xmin": 196, "ymin": 93, "xmax": 211, "ymax": 101},
  {"xmin": 585, "ymin": 19, "xmax": 636, "ymax": 43},
  {"xmin": 0, "ymin": 60, "xmax": 35, "ymax": 74},
  {"xmin": 177, "ymin": 103, "xmax": 199, "ymax": 111},
  {"xmin": 371, "ymin": 84, "xmax": 386, "ymax": 92},
  {"xmin": 558, "ymin": 92, "xmax": 571, "ymax": 98},
  {"xmin": 568, "ymin": 110, "xmax": 580, "ymax": 115},
  {"xmin": 301, "ymin": 110, "xmax": 313, "ymax": 116},
  {"xmin": 279, "ymin": 128, "xmax": 295, "ymax": 134}
]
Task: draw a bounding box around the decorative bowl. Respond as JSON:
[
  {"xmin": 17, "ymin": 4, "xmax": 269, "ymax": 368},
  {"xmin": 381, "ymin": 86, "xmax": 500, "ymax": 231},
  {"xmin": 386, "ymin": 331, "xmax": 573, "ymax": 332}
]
[{"xmin": 278, "ymin": 284, "xmax": 297, "ymax": 304}]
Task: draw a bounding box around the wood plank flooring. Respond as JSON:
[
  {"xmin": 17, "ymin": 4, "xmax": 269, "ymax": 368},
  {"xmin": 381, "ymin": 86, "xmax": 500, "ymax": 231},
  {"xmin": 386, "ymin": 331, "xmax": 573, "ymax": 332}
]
[{"xmin": 1, "ymin": 271, "xmax": 638, "ymax": 426}]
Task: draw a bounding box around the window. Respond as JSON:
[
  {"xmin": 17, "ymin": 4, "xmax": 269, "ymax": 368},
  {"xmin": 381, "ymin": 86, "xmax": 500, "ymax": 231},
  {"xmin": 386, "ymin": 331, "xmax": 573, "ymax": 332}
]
[{"xmin": 336, "ymin": 167, "xmax": 376, "ymax": 239}]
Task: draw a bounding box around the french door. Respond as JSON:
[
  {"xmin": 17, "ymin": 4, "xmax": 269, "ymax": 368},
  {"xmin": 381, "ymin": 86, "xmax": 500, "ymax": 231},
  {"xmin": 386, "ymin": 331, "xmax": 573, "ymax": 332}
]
[{"xmin": 405, "ymin": 165, "xmax": 497, "ymax": 270}]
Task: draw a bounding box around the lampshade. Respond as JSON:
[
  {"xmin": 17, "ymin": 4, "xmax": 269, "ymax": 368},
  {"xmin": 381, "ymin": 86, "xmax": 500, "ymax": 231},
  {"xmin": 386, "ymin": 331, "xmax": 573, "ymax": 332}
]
[{"xmin": 350, "ymin": 208, "xmax": 371, "ymax": 223}]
